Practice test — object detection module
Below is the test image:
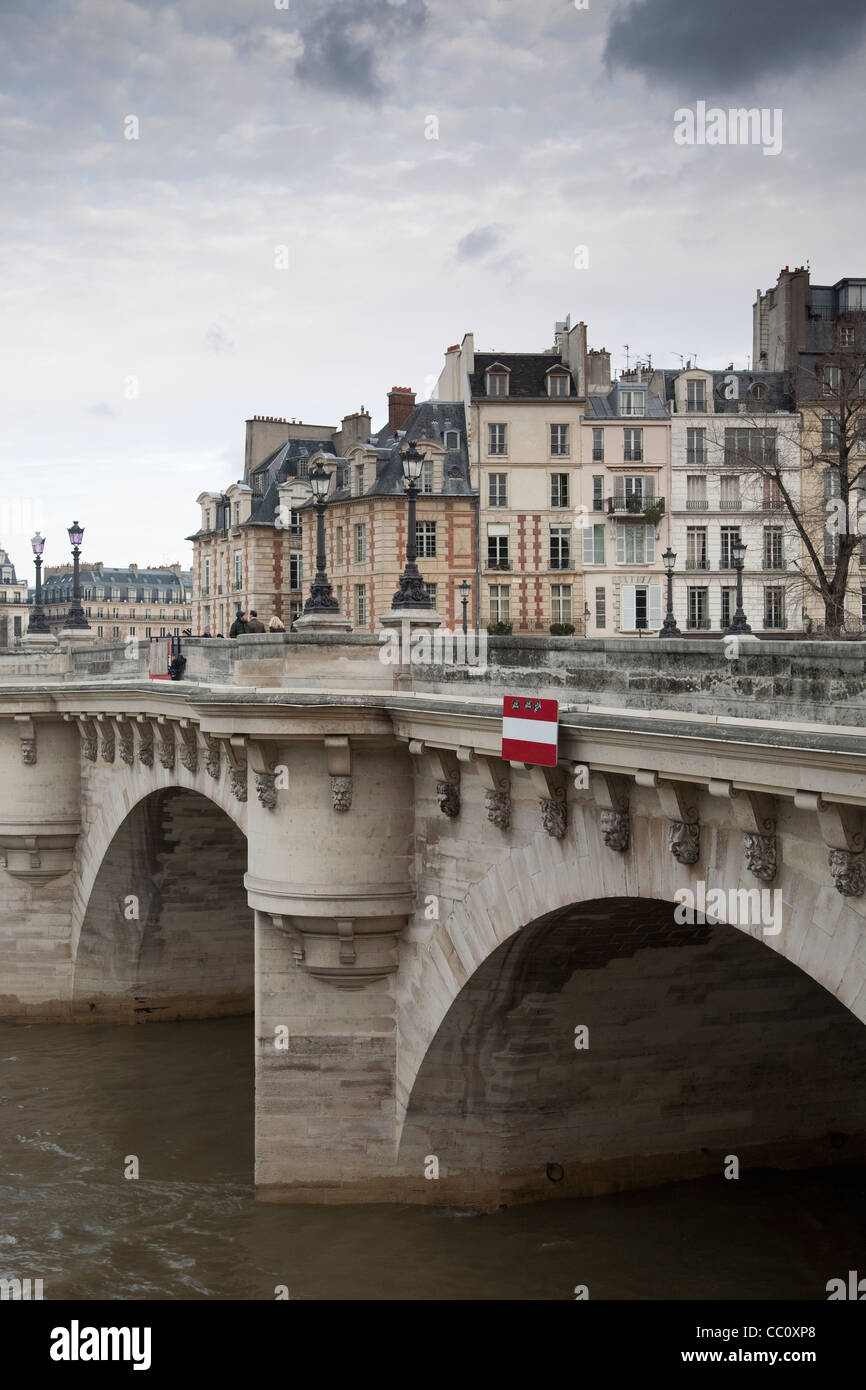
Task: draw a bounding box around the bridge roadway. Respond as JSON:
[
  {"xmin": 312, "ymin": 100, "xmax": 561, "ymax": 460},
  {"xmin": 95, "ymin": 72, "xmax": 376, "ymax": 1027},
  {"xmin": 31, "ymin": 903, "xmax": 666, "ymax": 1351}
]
[{"xmin": 2, "ymin": 657, "xmax": 866, "ymax": 1205}]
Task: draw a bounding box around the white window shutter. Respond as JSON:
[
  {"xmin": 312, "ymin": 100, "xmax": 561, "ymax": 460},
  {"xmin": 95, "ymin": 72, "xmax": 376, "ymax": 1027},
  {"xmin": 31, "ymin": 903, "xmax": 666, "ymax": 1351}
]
[
  {"xmin": 621, "ymin": 585, "xmax": 636, "ymax": 631},
  {"xmin": 615, "ymin": 524, "xmax": 626, "ymax": 564},
  {"xmin": 648, "ymin": 585, "xmax": 663, "ymax": 628},
  {"xmin": 645, "ymin": 526, "xmax": 655, "ymax": 563},
  {"xmin": 582, "ymin": 526, "xmax": 594, "ymax": 564}
]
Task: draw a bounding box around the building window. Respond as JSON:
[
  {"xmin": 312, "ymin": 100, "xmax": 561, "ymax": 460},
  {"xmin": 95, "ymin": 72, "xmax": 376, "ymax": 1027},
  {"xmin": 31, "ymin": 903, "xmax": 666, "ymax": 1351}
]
[
  {"xmin": 595, "ymin": 586, "xmax": 606, "ymax": 629},
  {"xmin": 97, "ymin": 625, "xmax": 103, "ymax": 637},
  {"xmin": 416, "ymin": 521, "xmax": 437, "ymax": 558},
  {"xmin": 620, "ymin": 389, "xmax": 645, "ymax": 417},
  {"xmin": 825, "ymin": 530, "xmax": 840, "ymax": 565},
  {"xmin": 550, "ymin": 472, "xmax": 570, "ymax": 507},
  {"xmin": 720, "ymin": 526, "xmax": 742, "ymax": 569},
  {"xmin": 145, "ymin": 627, "xmax": 152, "ymax": 638},
  {"xmin": 547, "ymin": 372, "xmax": 570, "ymax": 397},
  {"xmin": 612, "ymin": 475, "xmax": 653, "ymax": 511},
  {"xmin": 549, "ymin": 526, "xmax": 571, "ymax": 570},
  {"xmin": 289, "ymin": 509, "xmax": 302, "ymax": 535},
  {"xmin": 686, "ymin": 475, "xmax": 708, "ymax": 509},
  {"xmin": 719, "ymin": 474, "xmax": 740, "ymax": 510},
  {"xmin": 822, "ymin": 415, "xmax": 841, "ymax": 453},
  {"xmin": 129, "ymin": 626, "xmax": 136, "ymax": 637},
  {"xmin": 355, "ymin": 523, "xmax": 366, "ymax": 562},
  {"xmin": 764, "ymin": 587, "xmax": 785, "ymax": 629},
  {"xmin": 686, "ymin": 527, "xmax": 708, "ymax": 570},
  {"xmin": 721, "ymin": 586, "xmax": 736, "ymax": 628},
  {"xmin": 488, "ymin": 583, "xmax": 511, "ymax": 623},
  {"xmin": 862, "ymin": 587, "xmax": 866, "ymax": 625},
  {"xmin": 550, "ymin": 424, "xmax": 570, "ymax": 457},
  {"xmin": 823, "ymin": 365, "xmax": 840, "ymax": 397},
  {"xmin": 112, "ymin": 626, "xmax": 119, "ymax": 637},
  {"xmin": 488, "ymin": 423, "xmax": 507, "ymax": 456},
  {"xmin": 420, "ymin": 458, "xmax": 434, "ymax": 494},
  {"xmin": 725, "ymin": 428, "xmax": 776, "ymax": 466},
  {"xmin": 592, "ymin": 475, "xmax": 604, "ymax": 510},
  {"xmin": 551, "ymin": 584, "xmax": 572, "ymax": 623},
  {"xmin": 620, "ymin": 584, "xmax": 662, "ymax": 631},
  {"xmin": 623, "ymin": 428, "xmax": 643, "ymax": 462},
  {"xmin": 233, "ymin": 552, "xmax": 243, "ymax": 589},
  {"xmin": 336, "ymin": 526, "xmax": 344, "ymax": 564},
  {"xmin": 842, "ymin": 327, "xmax": 855, "ymax": 348},
  {"xmin": 592, "ymin": 427, "xmax": 604, "ymax": 463},
  {"xmin": 752, "ymin": 382, "xmax": 768, "ymax": 402},
  {"xmin": 290, "ymin": 553, "xmax": 303, "ymax": 589},
  {"xmin": 356, "ymin": 464, "xmax": 365, "ymax": 496},
  {"xmin": 763, "ymin": 526, "xmax": 784, "ymax": 570},
  {"xmin": 355, "ymin": 584, "xmax": 367, "ymax": 626},
  {"xmin": 486, "ymin": 370, "xmax": 509, "ymax": 397},
  {"xmin": 823, "ymin": 467, "xmax": 842, "ymax": 498},
  {"xmin": 582, "ymin": 524, "xmax": 606, "ymax": 565},
  {"xmin": 687, "ymin": 427, "xmax": 707, "ymax": 465},
  {"xmin": 487, "ymin": 525, "xmax": 509, "ymax": 566},
  {"xmin": 687, "ymin": 378, "xmax": 707, "ymax": 412},
  {"xmin": 443, "ymin": 429, "xmax": 460, "ymax": 449},
  {"xmin": 687, "ymin": 587, "xmax": 710, "ymax": 630},
  {"xmin": 615, "ymin": 524, "xmax": 655, "ymax": 564},
  {"xmin": 489, "ymin": 473, "xmax": 507, "ymax": 507},
  {"xmin": 424, "ymin": 583, "xmax": 437, "ymax": 607}
]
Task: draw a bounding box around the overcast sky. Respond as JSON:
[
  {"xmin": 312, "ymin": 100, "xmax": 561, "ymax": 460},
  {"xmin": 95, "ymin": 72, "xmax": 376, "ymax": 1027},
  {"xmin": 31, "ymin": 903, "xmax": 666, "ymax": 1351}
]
[{"xmin": 2, "ymin": 0, "xmax": 864, "ymax": 574}]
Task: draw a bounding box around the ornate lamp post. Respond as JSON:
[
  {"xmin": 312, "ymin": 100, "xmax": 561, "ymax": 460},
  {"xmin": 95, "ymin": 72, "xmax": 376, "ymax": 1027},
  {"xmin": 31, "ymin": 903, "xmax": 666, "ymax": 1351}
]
[
  {"xmin": 301, "ymin": 462, "xmax": 340, "ymax": 616},
  {"xmin": 391, "ymin": 443, "xmax": 434, "ymax": 609},
  {"xmin": 459, "ymin": 578, "xmax": 470, "ymax": 635},
  {"xmin": 27, "ymin": 532, "xmax": 52, "ymax": 635},
  {"xmin": 724, "ymin": 537, "xmax": 752, "ymax": 635},
  {"xmin": 659, "ymin": 546, "xmax": 682, "ymax": 637},
  {"xmin": 65, "ymin": 521, "xmax": 90, "ymax": 629}
]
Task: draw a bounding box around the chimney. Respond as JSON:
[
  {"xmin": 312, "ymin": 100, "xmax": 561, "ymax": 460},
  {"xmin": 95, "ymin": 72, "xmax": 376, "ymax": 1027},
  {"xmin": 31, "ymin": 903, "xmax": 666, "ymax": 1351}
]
[
  {"xmin": 129, "ymin": 563, "xmax": 138, "ymax": 576},
  {"xmin": 387, "ymin": 386, "xmax": 415, "ymax": 436}
]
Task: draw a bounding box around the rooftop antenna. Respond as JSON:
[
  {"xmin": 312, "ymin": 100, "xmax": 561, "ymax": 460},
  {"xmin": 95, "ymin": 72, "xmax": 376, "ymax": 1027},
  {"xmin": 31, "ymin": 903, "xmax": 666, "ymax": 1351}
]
[
  {"xmin": 673, "ymin": 353, "xmax": 685, "ymax": 369},
  {"xmin": 623, "ymin": 343, "xmax": 630, "ymax": 371}
]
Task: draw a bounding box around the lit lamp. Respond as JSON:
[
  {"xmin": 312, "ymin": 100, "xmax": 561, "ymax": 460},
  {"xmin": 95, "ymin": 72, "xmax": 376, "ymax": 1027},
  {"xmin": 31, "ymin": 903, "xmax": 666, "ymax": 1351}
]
[
  {"xmin": 65, "ymin": 520, "xmax": 90, "ymax": 629},
  {"xmin": 659, "ymin": 546, "xmax": 681, "ymax": 637},
  {"xmin": 26, "ymin": 532, "xmax": 52, "ymax": 635},
  {"xmin": 391, "ymin": 443, "xmax": 434, "ymax": 609},
  {"xmin": 724, "ymin": 537, "xmax": 752, "ymax": 635}
]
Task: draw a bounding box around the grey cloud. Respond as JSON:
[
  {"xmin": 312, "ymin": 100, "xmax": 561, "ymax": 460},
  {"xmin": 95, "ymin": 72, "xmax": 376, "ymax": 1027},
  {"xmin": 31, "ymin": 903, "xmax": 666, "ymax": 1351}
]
[
  {"xmin": 605, "ymin": 0, "xmax": 866, "ymax": 89},
  {"xmin": 202, "ymin": 324, "xmax": 235, "ymax": 354},
  {"xmin": 296, "ymin": 0, "xmax": 428, "ymax": 103},
  {"xmin": 88, "ymin": 402, "xmax": 117, "ymax": 418},
  {"xmin": 456, "ymin": 225, "xmax": 506, "ymax": 262}
]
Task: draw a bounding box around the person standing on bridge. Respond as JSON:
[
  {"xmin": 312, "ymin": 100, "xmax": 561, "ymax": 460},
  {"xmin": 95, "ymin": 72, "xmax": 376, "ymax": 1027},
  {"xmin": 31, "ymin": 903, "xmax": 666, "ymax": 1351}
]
[
  {"xmin": 229, "ymin": 611, "xmax": 249, "ymax": 638},
  {"xmin": 247, "ymin": 611, "xmax": 265, "ymax": 633},
  {"xmin": 268, "ymin": 615, "xmax": 285, "ymax": 633}
]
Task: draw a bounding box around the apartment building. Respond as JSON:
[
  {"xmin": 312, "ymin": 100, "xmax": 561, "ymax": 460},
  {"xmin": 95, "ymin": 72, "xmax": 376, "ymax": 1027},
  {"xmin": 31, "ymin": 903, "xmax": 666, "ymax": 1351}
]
[
  {"xmin": 41, "ymin": 563, "xmax": 193, "ymax": 641},
  {"xmin": 0, "ymin": 543, "xmax": 30, "ymax": 647}
]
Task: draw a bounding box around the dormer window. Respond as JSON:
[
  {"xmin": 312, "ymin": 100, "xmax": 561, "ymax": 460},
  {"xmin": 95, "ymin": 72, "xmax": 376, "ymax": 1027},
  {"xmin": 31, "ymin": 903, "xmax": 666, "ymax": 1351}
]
[
  {"xmin": 547, "ymin": 372, "xmax": 570, "ymax": 397},
  {"xmin": 356, "ymin": 463, "xmax": 365, "ymax": 496},
  {"xmin": 443, "ymin": 429, "xmax": 460, "ymax": 449},
  {"xmin": 751, "ymin": 382, "xmax": 768, "ymax": 403},
  {"xmin": 686, "ymin": 379, "xmax": 707, "ymax": 412},
  {"xmin": 486, "ymin": 369, "xmax": 509, "ymax": 397},
  {"xmin": 619, "ymin": 389, "xmax": 646, "ymax": 417}
]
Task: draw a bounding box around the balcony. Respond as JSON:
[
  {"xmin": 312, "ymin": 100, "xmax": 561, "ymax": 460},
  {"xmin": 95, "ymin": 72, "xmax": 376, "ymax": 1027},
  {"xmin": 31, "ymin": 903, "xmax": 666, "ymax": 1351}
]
[
  {"xmin": 606, "ymin": 496, "xmax": 665, "ymax": 516},
  {"xmin": 685, "ymin": 498, "xmax": 708, "ymax": 510},
  {"xmin": 686, "ymin": 619, "xmax": 712, "ymax": 630},
  {"xmin": 684, "ymin": 559, "xmax": 710, "ymax": 571},
  {"xmin": 485, "ymin": 559, "xmax": 511, "ymax": 571},
  {"xmin": 718, "ymin": 500, "xmax": 742, "ymax": 511}
]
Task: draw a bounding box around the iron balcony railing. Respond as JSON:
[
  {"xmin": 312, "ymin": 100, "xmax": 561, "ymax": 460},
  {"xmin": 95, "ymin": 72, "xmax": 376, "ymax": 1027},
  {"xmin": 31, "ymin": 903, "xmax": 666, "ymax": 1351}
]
[
  {"xmin": 606, "ymin": 495, "xmax": 665, "ymax": 516},
  {"xmin": 685, "ymin": 498, "xmax": 708, "ymax": 510}
]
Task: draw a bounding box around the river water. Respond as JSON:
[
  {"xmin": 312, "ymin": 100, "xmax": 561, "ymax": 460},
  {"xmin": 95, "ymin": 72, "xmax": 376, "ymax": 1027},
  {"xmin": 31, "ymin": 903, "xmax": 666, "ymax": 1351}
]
[{"xmin": 2, "ymin": 1016, "xmax": 864, "ymax": 1301}]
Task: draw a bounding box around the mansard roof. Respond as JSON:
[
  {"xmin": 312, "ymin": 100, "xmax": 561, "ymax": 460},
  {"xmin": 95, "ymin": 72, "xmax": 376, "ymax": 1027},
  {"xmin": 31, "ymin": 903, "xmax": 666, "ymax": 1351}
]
[
  {"xmin": 656, "ymin": 369, "xmax": 795, "ymax": 413},
  {"xmin": 586, "ymin": 387, "xmax": 669, "ymax": 420},
  {"xmin": 469, "ymin": 352, "xmax": 578, "ymax": 398},
  {"xmin": 42, "ymin": 566, "xmax": 191, "ymax": 597},
  {"xmin": 315, "ymin": 400, "xmax": 475, "ymax": 506},
  {"xmin": 244, "ymin": 437, "xmax": 338, "ymax": 528}
]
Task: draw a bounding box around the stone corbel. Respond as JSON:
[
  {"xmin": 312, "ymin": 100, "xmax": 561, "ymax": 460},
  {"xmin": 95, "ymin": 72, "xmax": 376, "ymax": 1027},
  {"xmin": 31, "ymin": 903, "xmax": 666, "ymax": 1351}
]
[
  {"xmin": 112, "ymin": 716, "xmax": 134, "ymax": 767},
  {"xmin": 271, "ymin": 914, "xmax": 305, "ymax": 966},
  {"xmin": 645, "ymin": 772, "xmax": 700, "ymax": 865},
  {"xmin": 248, "ymin": 741, "xmax": 279, "ymax": 810},
  {"xmin": 475, "ymin": 754, "xmax": 511, "ymax": 829},
  {"xmin": 325, "ymin": 735, "xmax": 352, "ymax": 812},
  {"xmin": 14, "ymin": 715, "xmax": 36, "ymax": 765},
  {"xmin": 70, "ymin": 714, "xmax": 97, "ymax": 762},
  {"xmin": 134, "ymin": 715, "xmax": 154, "ymax": 767},
  {"xmin": 708, "ymin": 779, "xmax": 777, "ymax": 882},
  {"xmin": 528, "ymin": 764, "xmax": 568, "ymax": 839},
  {"xmin": 428, "ymin": 744, "xmax": 462, "ymax": 819},
  {"xmin": 155, "ymin": 716, "xmax": 175, "ymax": 771},
  {"xmin": 0, "ymin": 829, "xmax": 79, "ymax": 883},
  {"xmin": 594, "ymin": 772, "xmax": 630, "ymax": 852},
  {"xmin": 178, "ymin": 719, "xmax": 199, "ymax": 775},
  {"xmin": 794, "ymin": 790, "xmax": 865, "ymax": 896},
  {"xmin": 203, "ymin": 732, "xmax": 221, "ymax": 780},
  {"xmin": 225, "ymin": 734, "xmax": 248, "ymax": 802},
  {"xmin": 95, "ymin": 713, "xmax": 115, "ymax": 763}
]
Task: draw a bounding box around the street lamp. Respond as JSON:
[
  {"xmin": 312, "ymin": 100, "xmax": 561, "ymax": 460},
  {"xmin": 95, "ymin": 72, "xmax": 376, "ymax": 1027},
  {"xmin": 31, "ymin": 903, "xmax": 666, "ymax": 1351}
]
[
  {"xmin": 391, "ymin": 442, "xmax": 434, "ymax": 609},
  {"xmin": 459, "ymin": 578, "xmax": 470, "ymax": 635},
  {"xmin": 65, "ymin": 521, "xmax": 90, "ymax": 629},
  {"xmin": 659, "ymin": 546, "xmax": 682, "ymax": 637},
  {"xmin": 27, "ymin": 532, "xmax": 52, "ymax": 635},
  {"xmin": 724, "ymin": 537, "xmax": 752, "ymax": 635},
  {"xmin": 301, "ymin": 462, "xmax": 340, "ymax": 615}
]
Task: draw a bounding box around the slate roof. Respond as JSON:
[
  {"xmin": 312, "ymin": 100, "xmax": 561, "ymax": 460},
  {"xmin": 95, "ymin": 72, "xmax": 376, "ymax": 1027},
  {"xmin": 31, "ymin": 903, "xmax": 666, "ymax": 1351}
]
[
  {"xmin": 43, "ymin": 567, "xmax": 191, "ymax": 601},
  {"xmin": 655, "ymin": 369, "xmax": 795, "ymax": 414},
  {"xmin": 0, "ymin": 546, "xmax": 20, "ymax": 583},
  {"xmin": 468, "ymin": 352, "xmax": 578, "ymax": 399},
  {"xmin": 586, "ymin": 386, "xmax": 669, "ymax": 420}
]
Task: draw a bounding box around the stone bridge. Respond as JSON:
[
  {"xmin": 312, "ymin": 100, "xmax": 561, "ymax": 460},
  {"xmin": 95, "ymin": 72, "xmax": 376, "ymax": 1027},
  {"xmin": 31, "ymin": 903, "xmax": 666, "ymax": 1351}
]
[{"xmin": 2, "ymin": 634, "xmax": 866, "ymax": 1207}]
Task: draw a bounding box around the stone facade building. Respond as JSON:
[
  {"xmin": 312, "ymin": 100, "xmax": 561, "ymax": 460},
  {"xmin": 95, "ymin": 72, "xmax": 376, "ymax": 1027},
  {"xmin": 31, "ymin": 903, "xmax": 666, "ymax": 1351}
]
[
  {"xmin": 42, "ymin": 563, "xmax": 192, "ymax": 642},
  {"xmin": 437, "ymin": 318, "xmax": 612, "ymax": 634},
  {"xmin": 0, "ymin": 544, "xmax": 30, "ymax": 647},
  {"xmin": 579, "ymin": 368, "xmax": 672, "ymax": 635}
]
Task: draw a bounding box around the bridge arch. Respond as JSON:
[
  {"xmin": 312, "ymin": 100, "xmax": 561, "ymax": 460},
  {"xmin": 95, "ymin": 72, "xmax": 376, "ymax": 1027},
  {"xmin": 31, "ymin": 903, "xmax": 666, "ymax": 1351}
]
[{"xmin": 73, "ymin": 786, "xmax": 252, "ymax": 1022}]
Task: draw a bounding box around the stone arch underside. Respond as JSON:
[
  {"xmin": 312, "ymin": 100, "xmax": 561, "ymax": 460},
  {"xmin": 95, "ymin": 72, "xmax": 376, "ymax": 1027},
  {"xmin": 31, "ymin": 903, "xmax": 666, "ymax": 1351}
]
[
  {"xmin": 73, "ymin": 787, "xmax": 253, "ymax": 1022},
  {"xmin": 397, "ymin": 898, "xmax": 866, "ymax": 1205}
]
